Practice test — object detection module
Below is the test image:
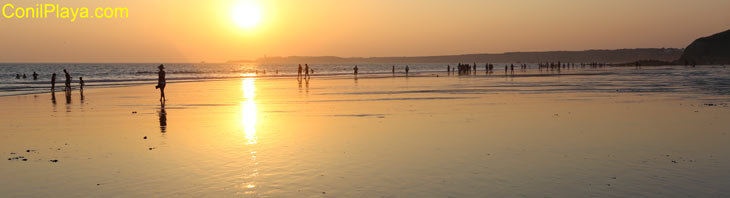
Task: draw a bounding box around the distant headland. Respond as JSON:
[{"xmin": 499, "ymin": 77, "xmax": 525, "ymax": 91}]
[
  {"xmin": 676, "ymin": 28, "xmax": 730, "ymax": 65},
  {"xmin": 230, "ymin": 29, "xmax": 730, "ymax": 65}
]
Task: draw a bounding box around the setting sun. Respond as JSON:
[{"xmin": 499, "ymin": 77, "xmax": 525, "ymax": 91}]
[{"xmin": 231, "ymin": 1, "xmax": 262, "ymax": 29}]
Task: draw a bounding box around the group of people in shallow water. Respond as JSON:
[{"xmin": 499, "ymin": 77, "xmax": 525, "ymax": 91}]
[
  {"xmin": 14, "ymin": 72, "xmax": 39, "ymax": 80},
  {"xmin": 443, "ymin": 61, "xmax": 618, "ymax": 75},
  {"xmin": 447, "ymin": 63, "xmax": 497, "ymax": 75},
  {"xmin": 38, "ymin": 69, "xmax": 86, "ymax": 93},
  {"xmin": 17, "ymin": 65, "xmax": 164, "ymax": 102},
  {"xmin": 41, "ymin": 69, "xmax": 86, "ymax": 104},
  {"xmin": 353, "ymin": 65, "xmax": 410, "ymax": 77}
]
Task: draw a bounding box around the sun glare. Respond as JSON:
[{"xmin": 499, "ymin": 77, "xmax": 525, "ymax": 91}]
[{"xmin": 232, "ymin": 1, "xmax": 262, "ymax": 29}]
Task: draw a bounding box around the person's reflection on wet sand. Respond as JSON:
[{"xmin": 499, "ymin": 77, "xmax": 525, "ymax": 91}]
[
  {"xmin": 159, "ymin": 102, "xmax": 167, "ymax": 133},
  {"xmin": 65, "ymin": 89, "xmax": 72, "ymax": 104},
  {"xmin": 80, "ymin": 89, "xmax": 84, "ymax": 102},
  {"xmin": 51, "ymin": 92, "xmax": 56, "ymax": 104}
]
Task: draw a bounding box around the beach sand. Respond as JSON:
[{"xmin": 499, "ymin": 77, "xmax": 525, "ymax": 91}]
[{"xmin": 1, "ymin": 71, "xmax": 730, "ymax": 197}]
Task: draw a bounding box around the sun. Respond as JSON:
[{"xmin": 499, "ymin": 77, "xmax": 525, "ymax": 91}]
[{"xmin": 231, "ymin": 1, "xmax": 262, "ymax": 29}]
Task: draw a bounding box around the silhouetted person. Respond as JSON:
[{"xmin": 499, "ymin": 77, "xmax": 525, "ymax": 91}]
[
  {"xmin": 297, "ymin": 64, "xmax": 303, "ymax": 79},
  {"xmin": 63, "ymin": 69, "xmax": 71, "ymax": 91},
  {"xmin": 354, "ymin": 65, "xmax": 359, "ymax": 75},
  {"xmin": 51, "ymin": 73, "xmax": 56, "ymax": 92},
  {"xmin": 447, "ymin": 65, "xmax": 450, "ymax": 74},
  {"xmin": 310, "ymin": 68, "xmax": 314, "ymax": 74},
  {"xmin": 304, "ymin": 64, "xmax": 310, "ymax": 79},
  {"xmin": 22, "ymin": 74, "xmax": 27, "ymax": 79},
  {"xmin": 79, "ymin": 77, "xmax": 85, "ymax": 90},
  {"xmin": 32, "ymin": 72, "xmax": 38, "ymax": 80},
  {"xmin": 405, "ymin": 65, "xmax": 409, "ymax": 75},
  {"xmin": 392, "ymin": 65, "xmax": 395, "ymax": 75},
  {"xmin": 155, "ymin": 64, "xmax": 166, "ymax": 102},
  {"xmin": 15, "ymin": 74, "xmax": 20, "ymax": 79}
]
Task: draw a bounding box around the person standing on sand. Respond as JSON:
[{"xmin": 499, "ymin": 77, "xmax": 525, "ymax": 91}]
[
  {"xmin": 297, "ymin": 64, "xmax": 303, "ymax": 79},
  {"xmin": 354, "ymin": 65, "xmax": 359, "ymax": 76},
  {"xmin": 155, "ymin": 64, "xmax": 167, "ymax": 102},
  {"xmin": 32, "ymin": 72, "xmax": 38, "ymax": 80},
  {"xmin": 63, "ymin": 69, "xmax": 71, "ymax": 91},
  {"xmin": 304, "ymin": 64, "xmax": 310, "ymax": 79},
  {"xmin": 405, "ymin": 65, "xmax": 410, "ymax": 75},
  {"xmin": 392, "ymin": 65, "xmax": 395, "ymax": 75},
  {"xmin": 51, "ymin": 73, "xmax": 57, "ymax": 92},
  {"xmin": 79, "ymin": 77, "xmax": 85, "ymax": 90}
]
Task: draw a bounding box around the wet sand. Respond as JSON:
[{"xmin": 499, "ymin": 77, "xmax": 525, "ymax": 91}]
[{"xmin": 1, "ymin": 69, "xmax": 730, "ymax": 197}]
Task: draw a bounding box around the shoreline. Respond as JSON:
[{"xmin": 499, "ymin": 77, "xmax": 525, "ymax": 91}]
[{"xmin": 3, "ymin": 64, "xmax": 729, "ymax": 97}]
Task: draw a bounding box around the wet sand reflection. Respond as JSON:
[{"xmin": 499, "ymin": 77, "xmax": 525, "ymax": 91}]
[
  {"xmin": 159, "ymin": 102, "xmax": 167, "ymax": 133},
  {"xmin": 240, "ymin": 77, "xmax": 259, "ymax": 195}
]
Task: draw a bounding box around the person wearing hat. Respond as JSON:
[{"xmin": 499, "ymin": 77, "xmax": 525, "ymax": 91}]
[{"xmin": 155, "ymin": 64, "xmax": 166, "ymax": 102}]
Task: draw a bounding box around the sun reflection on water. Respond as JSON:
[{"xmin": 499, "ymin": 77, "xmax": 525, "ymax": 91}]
[
  {"xmin": 240, "ymin": 77, "xmax": 259, "ymax": 196},
  {"xmin": 241, "ymin": 78, "xmax": 257, "ymax": 145}
]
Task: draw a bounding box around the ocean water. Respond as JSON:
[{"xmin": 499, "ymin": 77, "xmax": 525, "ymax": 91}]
[{"xmin": 1, "ymin": 63, "xmax": 729, "ymax": 97}]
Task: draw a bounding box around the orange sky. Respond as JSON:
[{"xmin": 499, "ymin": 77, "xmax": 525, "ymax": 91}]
[{"xmin": 1, "ymin": 0, "xmax": 729, "ymax": 63}]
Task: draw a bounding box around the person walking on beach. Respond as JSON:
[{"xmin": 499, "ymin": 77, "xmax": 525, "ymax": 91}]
[
  {"xmin": 51, "ymin": 73, "xmax": 57, "ymax": 92},
  {"xmin": 156, "ymin": 64, "xmax": 167, "ymax": 102},
  {"xmin": 32, "ymin": 72, "xmax": 38, "ymax": 80},
  {"xmin": 79, "ymin": 77, "xmax": 85, "ymax": 90},
  {"xmin": 392, "ymin": 65, "xmax": 395, "ymax": 75},
  {"xmin": 354, "ymin": 65, "xmax": 359, "ymax": 76},
  {"xmin": 22, "ymin": 74, "xmax": 27, "ymax": 79},
  {"xmin": 15, "ymin": 74, "xmax": 20, "ymax": 79},
  {"xmin": 405, "ymin": 65, "xmax": 410, "ymax": 76},
  {"xmin": 63, "ymin": 69, "xmax": 71, "ymax": 91}
]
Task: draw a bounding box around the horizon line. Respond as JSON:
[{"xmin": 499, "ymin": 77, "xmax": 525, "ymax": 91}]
[{"xmin": 0, "ymin": 47, "xmax": 684, "ymax": 64}]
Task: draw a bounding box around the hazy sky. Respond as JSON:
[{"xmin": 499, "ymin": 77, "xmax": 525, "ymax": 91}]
[{"xmin": 1, "ymin": 0, "xmax": 729, "ymax": 62}]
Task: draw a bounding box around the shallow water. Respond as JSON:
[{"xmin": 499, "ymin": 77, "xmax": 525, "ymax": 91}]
[{"xmin": 1, "ymin": 66, "xmax": 730, "ymax": 197}]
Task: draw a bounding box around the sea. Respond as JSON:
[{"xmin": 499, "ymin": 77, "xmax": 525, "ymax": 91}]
[{"xmin": 0, "ymin": 63, "xmax": 729, "ymax": 97}]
